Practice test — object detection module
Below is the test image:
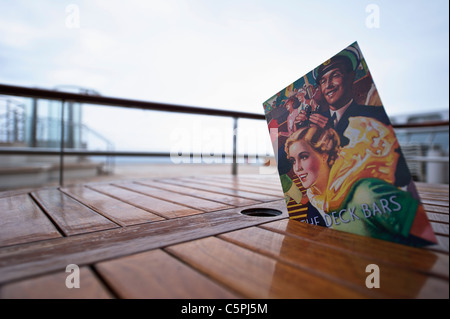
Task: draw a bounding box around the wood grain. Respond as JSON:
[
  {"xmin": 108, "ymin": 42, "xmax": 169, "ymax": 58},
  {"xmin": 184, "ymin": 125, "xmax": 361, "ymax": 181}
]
[
  {"xmin": 175, "ymin": 178, "xmax": 282, "ymax": 202},
  {"xmin": 421, "ymin": 198, "xmax": 449, "ymax": 207},
  {"xmin": 0, "ymin": 266, "xmax": 112, "ymax": 299},
  {"xmin": 423, "ymin": 204, "xmax": 449, "ymax": 214},
  {"xmin": 0, "ymin": 194, "xmax": 61, "ymax": 248},
  {"xmin": 220, "ymin": 227, "xmax": 448, "ymax": 298},
  {"xmin": 416, "ymin": 182, "xmax": 449, "ymax": 193},
  {"xmin": 426, "ymin": 212, "xmax": 449, "ymax": 223},
  {"xmin": 114, "ymin": 181, "xmax": 233, "ymax": 212},
  {"xmin": 431, "ymin": 222, "xmax": 449, "ymax": 236},
  {"xmin": 0, "ymin": 187, "xmax": 41, "ymax": 199},
  {"xmin": 166, "ymin": 236, "xmax": 370, "ymax": 298},
  {"xmin": 0, "ymin": 199, "xmax": 288, "ymax": 284},
  {"xmin": 183, "ymin": 177, "xmax": 284, "ymax": 197},
  {"xmin": 435, "ymin": 235, "xmax": 449, "ymax": 253},
  {"xmin": 419, "ymin": 193, "xmax": 449, "ymax": 201},
  {"xmin": 95, "ymin": 249, "xmax": 238, "ymax": 298},
  {"xmin": 61, "ymin": 185, "xmax": 164, "ymax": 226},
  {"xmin": 201, "ymin": 175, "xmax": 284, "ymax": 192},
  {"xmin": 31, "ymin": 189, "xmax": 119, "ymax": 236},
  {"xmin": 0, "ymin": 177, "xmax": 447, "ymax": 299},
  {"xmin": 260, "ymin": 219, "xmax": 449, "ymax": 280},
  {"xmin": 87, "ymin": 183, "xmax": 202, "ymax": 219},
  {"xmin": 138, "ymin": 179, "xmax": 260, "ymax": 207}
]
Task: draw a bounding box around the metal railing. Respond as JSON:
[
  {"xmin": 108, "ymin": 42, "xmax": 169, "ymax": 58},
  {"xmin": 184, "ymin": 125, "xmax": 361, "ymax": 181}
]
[
  {"xmin": 393, "ymin": 121, "xmax": 449, "ymax": 183},
  {"xmin": 0, "ymin": 83, "xmax": 448, "ymax": 186},
  {"xmin": 0, "ymin": 83, "xmax": 266, "ymax": 186},
  {"xmin": 0, "ymin": 96, "xmax": 26, "ymax": 144}
]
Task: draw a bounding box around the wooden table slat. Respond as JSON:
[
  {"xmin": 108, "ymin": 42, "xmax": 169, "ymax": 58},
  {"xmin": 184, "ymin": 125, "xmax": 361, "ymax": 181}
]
[
  {"xmin": 139, "ymin": 179, "xmax": 260, "ymax": 207},
  {"xmin": 0, "ymin": 266, "xmax": 112, "ymax": 299},
  {"xmin": 114, "ymin": 181, "xmax": 233, "ymax": 212},
  {"xmin": 0, "ymin": 200, "xmax": 288, "ymax": 285},
  {"xmin": 423, "ymin": 204, "xmax": 449, "ymax": 214},
  {"xmin": 61, "ymin": 186, "xmax": 165, "ymax": 226},
  {"xmin": 200, "ymin": 175, "xmax": 284, "ymax": 192},
  {"xmin": 219, "ymin": 226, "xmax": 448, "ymax": 298},
  {"xmin": 415, "ymin": 182, "xmax": 449, "ymax": 192},
  {"xmin": 260, "ymin": 219, "xmax": 449, "ymax": 279},
  {"xmin": 31, "ymin": 189, "xmax": 119, "ymax": 236},
  {"xmin": 0, "ymin": 176, "xmax": 448, "ymax": 299},
  {"xmin": 430, "ymin": 222, "xmax": 449, "ymax": 236},
  {"xmin": 185, "ymin": 176, "xmax": 284, "ymax": 197},
  {"xmin": 166, "ymin": 236, "xmax": 371, "ymax": 298},
  {"xmin": 420, "ymin": 198, "xmax": 450, "ymax": 207},
  {"xmin": 95, "ymin": 249, "xmax": 239, "ymax": 299},
  {"xmin": 87, "ymin": 184, "xmax": 203, "ymax": 219},
  {"xmin": 426, "ymin": 212, "xmax": 449, "ymax": 224},
  {"xmin": 176, "ymin": 177, "xmax": 282, "ymax": 202},
  {"xmin": 0, "ymin": 194, "xmax": 62, "ymax": 248},
  {"xmin": 419, "ymin": 193, "xmax": 449, "ymax": 201},
  {"xmin": 434, "ymin": 235, "xmax": 450, "ymax": 253}
]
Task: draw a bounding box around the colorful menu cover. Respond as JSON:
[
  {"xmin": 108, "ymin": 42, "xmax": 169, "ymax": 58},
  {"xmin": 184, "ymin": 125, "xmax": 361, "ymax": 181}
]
[{"xmin": 263, "ymin": 42, "xmax": 437, "ymax": 247}]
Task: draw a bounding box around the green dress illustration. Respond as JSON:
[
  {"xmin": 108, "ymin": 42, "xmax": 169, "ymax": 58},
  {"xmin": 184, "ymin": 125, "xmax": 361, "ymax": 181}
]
[{"xmin": 307, "ymin": 117, "xmax": 432, "ymax": 246}]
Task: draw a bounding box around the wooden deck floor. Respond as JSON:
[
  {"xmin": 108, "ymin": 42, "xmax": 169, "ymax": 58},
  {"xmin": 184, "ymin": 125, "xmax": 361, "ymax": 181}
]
[{"xmin": 0, "ymin": 175, "xmax": 448, "ymax": 299}]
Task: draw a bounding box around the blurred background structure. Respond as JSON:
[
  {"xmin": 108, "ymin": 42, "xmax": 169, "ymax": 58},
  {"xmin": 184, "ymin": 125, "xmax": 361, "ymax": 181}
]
[
  {"xmin": 0, "ymin": 0, "xmax": 448, "ymax": 189},
  {"xmin": 0, "ymin": 83, "xmax": 447, "ymax": 189}
]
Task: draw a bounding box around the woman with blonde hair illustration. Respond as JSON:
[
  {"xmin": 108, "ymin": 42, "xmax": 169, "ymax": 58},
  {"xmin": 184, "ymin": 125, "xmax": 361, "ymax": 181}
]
[{"xmin": 285, "ymin": 117, "xmax": 436, "ymax": 246}]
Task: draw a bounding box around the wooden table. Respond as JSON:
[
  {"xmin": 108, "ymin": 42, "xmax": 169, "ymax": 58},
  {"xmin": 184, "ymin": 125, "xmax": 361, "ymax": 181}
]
[{"xmin": 0, "ymin": 175, "xmax": 448, "ymax": 299}]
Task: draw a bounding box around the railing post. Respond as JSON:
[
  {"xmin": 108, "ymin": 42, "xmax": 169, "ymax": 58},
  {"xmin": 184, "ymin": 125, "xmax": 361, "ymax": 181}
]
[
  {"xmin": 31, "ymin": 98, "xmax": 38, "ymax": 147},
  {"xmin": 232, "ymin": 117, "xmax": 238, "ymax": 175},
  {"xmin": 59, "ymin": 100, "xmax": 65, "ymax": 187},
  {"xmin": 13, "ymin": 109, "xmax": 18, "ymax": 142},
  {"xmin": 6, "ymin": 100, "xmax": 10, "ymax": 143}
]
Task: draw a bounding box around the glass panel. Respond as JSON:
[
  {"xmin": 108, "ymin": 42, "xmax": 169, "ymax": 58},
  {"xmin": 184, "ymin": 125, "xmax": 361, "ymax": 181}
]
[
  {"xmin": 35, "ymin": 99, "xmax": 62, "ymax": 148},
  {"xmin": 394, "ymin": 131, "xmax": 408, "ymax": 145},
  {"xmin": 236, "ymin": 118, "xmax": 274, "ymax": 164},
  {"xmin": 432, "ymin": 131, "xmax": 449, "ymax": 154},
  {"xmin": 1, "ymin": 94, "xmax": 273, "ymax": 189},
  {"xmin": 80, "ymin": 104, "xmax": 238, "ymax": 181},
  {"xmin": 83, "ymin": 104, "xmax": 234, "ymax": 153},
  {"xmin": 0, "ymin": 95, "xmax": 28, "ymax": 145},
  {"xmin": 408, "ymin": 132, "xmax": 432, "ymax": 145}
]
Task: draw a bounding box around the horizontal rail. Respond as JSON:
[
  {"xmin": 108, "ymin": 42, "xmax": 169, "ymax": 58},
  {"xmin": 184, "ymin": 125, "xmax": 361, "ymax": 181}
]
[
  {"xmin": 392, "ymin": 120, "xmax": 449, "ymax": 129},
  {"xmin": 1, "ymin": 84, "xmax": 447, "ymax": 128},
  {"xmin": 0, "ymin": 84, "xmax": 265, "ymax": 120},
  {"xmin": 0, "ymin": 147, "xmax": 266, "ymax": 160},
  {"xmin": 0, "ymin": 83, "xmax": 448, "ymax": 186},
  {"xmin": 406, "ymin": 155, "xmax": 449, "ymax": 163},
  {"xmin": 1, "ymin": 147, "xmax": 447, "ymax": 162}
]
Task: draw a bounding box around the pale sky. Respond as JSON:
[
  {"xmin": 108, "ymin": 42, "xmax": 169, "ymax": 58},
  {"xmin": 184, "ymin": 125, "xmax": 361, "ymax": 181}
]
[{"xmin": 0, "ymin": 0, "xmax": 448, "ymax": 154}]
